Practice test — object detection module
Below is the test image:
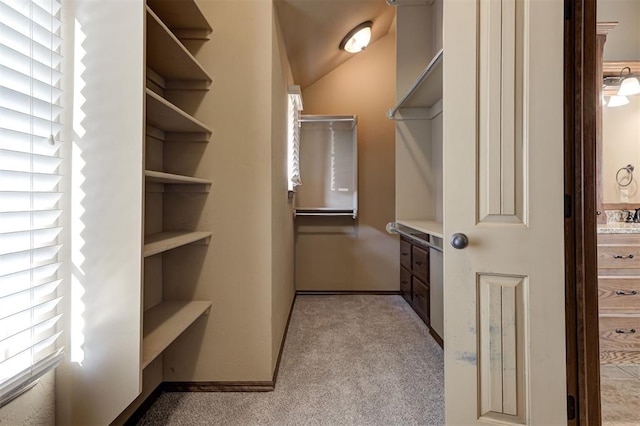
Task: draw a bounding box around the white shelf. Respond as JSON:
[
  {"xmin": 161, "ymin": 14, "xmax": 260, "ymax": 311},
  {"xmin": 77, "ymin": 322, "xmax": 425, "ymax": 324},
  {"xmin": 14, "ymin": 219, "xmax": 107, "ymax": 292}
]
[
  {"xmin": 396, "ymin": 220, "xmax": 443, "ymax": 239},
  {"xmin": 145, "ymin": 170, "xmax": 211, "ymax": 186},
  {"xmin": 147, "ymin": 0, "xmax": 211, "ymax": 39},
  {"xmin": 388, "ymin": 49, "xmax": 443, "ymax": 119},
  {"xmin": 146, "ymin": 7, "xmax": 212, "ymax": 87},
  {"xmin": 146, "ymin": 88, "xmax": 212, "ymax": 136},
  {"xmin": 144, "ymin": 231, "xmax": 212, "ymax": 257},
  {"xmin": 142, "ymin": 300, "xmax": 212, "ymax": 369}
]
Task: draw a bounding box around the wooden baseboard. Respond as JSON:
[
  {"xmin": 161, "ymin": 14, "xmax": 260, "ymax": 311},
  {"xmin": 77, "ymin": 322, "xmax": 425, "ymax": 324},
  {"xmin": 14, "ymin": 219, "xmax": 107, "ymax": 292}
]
[
  {"xmin": 296, "ymin": 290, "xmax": 401, "ymax": 296},
  {"xmin": 272, "ymin": 292, "xmax": 297, "ymax": 384},
  {"xmin": 163, "ymin": 381, "xmax": 274, "ymax": 392},
  {"xmin": 429, "ymin": 328, "xmax": 444, "ymax": 349}
]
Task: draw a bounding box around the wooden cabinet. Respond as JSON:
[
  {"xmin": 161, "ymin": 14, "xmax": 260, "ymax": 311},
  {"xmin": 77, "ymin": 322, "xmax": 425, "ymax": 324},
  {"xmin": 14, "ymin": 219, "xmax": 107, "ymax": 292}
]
[
  {"xmin": 400, "ymin": 266, "xmax": 412, "ymax": 304},
  {"xmin": 400, "ymin": 238, "xmax": 412, "ymax": 270},
  {"xmin": 598, "ymin": 233, "xmax": 640, "ymax": 362},
  {"xmin": 412, "ymin": 276, "xmax": 430, "ymax": 322},
  {"xmin": 412, "ymin": 245, "xmax": 429, "ymax": 283},
  {"xmin": 400, "ymin": 235, "xmax": 437, "ymax": 337}
]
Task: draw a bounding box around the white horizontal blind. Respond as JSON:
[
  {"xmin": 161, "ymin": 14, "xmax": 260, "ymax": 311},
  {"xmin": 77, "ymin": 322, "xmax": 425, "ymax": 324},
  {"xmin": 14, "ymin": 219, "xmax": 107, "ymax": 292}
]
[
  {"xmin": 287, "ymin": 89, "xmax": 303, "ymax": 191},
  {"xmin": 0, "ymin": 0, "xmax": 63, "ymax": 406}
]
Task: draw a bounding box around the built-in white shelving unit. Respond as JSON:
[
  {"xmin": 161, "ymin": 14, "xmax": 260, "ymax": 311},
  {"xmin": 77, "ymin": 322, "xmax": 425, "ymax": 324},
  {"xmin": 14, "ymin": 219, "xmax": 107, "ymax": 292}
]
[
  {"xmin": 391, "ymin": 0, "xmax": 444, "ymax": 233},
  {"xmin": 389, "ymin": 0, "xmax": 445, "ymax": 344},
  {"xmin": 147, "ymin": 0, "xmax": 212, "ymax": 39},
  {"xmin": 146, "ymin": 89, "xmax": 212, "ymax": 135},
  {"xmin": 388, "ymin": 49, "xmax": 443, "ymax": 119},
  {"xmin": 144, "ymin": 231, "xmax": 212, "ymax": 257},
  {"xmin": 146, "ymin": 7, "xmax": 212, "ymax": 88},
  {"xmin": 142, "ymin": 301, "xmax": 212, "ymax": 368},
  {"xmin": 130, "ymin": 0, "xmax": 214, "ymax": 419},
  {"xmin": 145, "ymin": 170, "xmax": 212, "ymax": 186},
  {"xmin": 294, "ymin": 115, "xmax": 359, "ymax": 219}
]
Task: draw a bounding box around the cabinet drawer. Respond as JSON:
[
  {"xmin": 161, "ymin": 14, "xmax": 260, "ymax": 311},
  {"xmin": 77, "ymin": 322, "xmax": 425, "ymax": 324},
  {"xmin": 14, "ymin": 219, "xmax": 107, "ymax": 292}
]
[
  {"xmin": 600, "ymin": 316, "xmax": 640, "ymax": 351},
  {"xmin": 400, "ymin": 267, "xmax": 412, "ymax": 304},
  {"xmin": 400, "ymin": 238, "xmax": 412, "ymax": 270},
  {"xmin": 412, "ymin": 276, "xmax": 430, "ymax": 323},
  {"xmin": 598, "ymin": 245, "xmax": 640, "ymax": 269},
  {"xmin": 412, "ymin": 245, "xmax": 429, "ymax": 283},
  {"xmin": 599, "ymin": 277, "xmax": 640, "ymax": 312},
  {"xmin": 598, "ymin": 234, "xmax": 640, "ymax": 245}
]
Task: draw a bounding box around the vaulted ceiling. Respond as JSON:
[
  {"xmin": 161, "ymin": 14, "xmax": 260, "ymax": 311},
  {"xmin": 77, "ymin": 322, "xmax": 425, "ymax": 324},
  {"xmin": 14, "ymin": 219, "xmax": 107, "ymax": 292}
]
[{"xmin": 274, "ymin": 0, "xmax": 395, "ymax": 89}]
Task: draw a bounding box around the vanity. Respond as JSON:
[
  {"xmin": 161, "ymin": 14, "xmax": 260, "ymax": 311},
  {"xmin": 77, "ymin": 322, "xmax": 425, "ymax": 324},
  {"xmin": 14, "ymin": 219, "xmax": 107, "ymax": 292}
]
[{"xmin": 598, "ymin": 221, "xmax": 640, "ymax": 362}]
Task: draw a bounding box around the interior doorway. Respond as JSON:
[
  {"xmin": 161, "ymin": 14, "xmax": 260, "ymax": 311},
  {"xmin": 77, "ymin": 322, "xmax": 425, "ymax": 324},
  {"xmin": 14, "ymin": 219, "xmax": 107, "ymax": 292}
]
[
  {"xmin": 594, "ymin": 0, "xmax": 640, "ymax": 424},
  {"xmin": 567, "ymin": 0, "xmax": 640, "ymax": 424}
]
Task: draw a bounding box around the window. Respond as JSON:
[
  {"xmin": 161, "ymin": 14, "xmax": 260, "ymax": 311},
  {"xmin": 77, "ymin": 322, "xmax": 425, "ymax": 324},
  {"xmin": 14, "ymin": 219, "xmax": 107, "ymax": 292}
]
[
  {"xmin": 287, "ymin": 85, "xmax": 303, "ymax": 192},
  {"xmin": 0, "ymin": 0, "xmax": 64, "ymax": 406}
]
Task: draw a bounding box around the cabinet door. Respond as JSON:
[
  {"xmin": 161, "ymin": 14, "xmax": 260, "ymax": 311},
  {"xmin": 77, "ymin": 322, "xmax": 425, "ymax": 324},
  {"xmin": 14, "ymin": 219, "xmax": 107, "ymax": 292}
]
[
  {"xmin": 400, "ymin": 238, "xmax": 412, "ymax": 270},
  {"xmin": 412, "ymin": 276, "xmax": 430, "ymax": 323},
  {"xmin": 412, "ymin": 245, "xmax": 429, "ymax": 283},
  {"xmin": 400, "ymin": 266, "xmax": 412, "ymax": 303}
]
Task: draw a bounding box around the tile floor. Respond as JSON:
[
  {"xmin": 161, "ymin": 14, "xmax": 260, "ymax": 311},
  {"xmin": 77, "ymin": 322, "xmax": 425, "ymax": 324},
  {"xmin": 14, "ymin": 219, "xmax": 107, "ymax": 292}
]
[{"xmin": 600, "ymin": 364, "xmax": 640, "ymax": 425}]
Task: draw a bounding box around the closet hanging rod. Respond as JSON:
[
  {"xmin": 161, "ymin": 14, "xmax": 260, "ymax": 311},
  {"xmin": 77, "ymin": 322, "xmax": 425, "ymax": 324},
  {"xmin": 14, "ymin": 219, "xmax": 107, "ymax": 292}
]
[
  {"xmin": 295, "ymin": 209, "xmax": 357, "ymax": 219},
  {"xmin": 299, "ymin": 115, "xmax": 357, "ymax": 123},
  {"xmin": 387, "ymin": 48, "xmax": 444, "ymax": 120},
  {"xmin": 386, "ymin": 222, "xmax": 443, "ymax": 253},
  {"xmin": 295, "ymin": 212, "xmax": 355, "ymax": 216}
]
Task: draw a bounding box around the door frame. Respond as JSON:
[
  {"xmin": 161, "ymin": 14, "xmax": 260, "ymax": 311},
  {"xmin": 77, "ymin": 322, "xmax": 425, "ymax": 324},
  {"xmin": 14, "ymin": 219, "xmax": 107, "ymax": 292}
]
[{"xmin": 565, "ymin": 0, "xmax": 601, "ymax": 424}]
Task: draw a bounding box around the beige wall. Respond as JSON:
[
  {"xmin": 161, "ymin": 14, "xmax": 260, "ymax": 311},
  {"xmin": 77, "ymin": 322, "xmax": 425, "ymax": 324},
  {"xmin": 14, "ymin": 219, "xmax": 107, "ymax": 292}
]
[
  {"xmin": 296, "ymin": 32, "xmax": 398, "ymax": 291},
  {"xmin": 270, "ymin": 6, "xmax": 296, "ymax": 370},
  {"xmin": 599, "ymin": 0, "xmax": 640, "ymax": 204},
  {"xmin": 599, "ymin": 0, "xmax": 640, "ymax": 61}
]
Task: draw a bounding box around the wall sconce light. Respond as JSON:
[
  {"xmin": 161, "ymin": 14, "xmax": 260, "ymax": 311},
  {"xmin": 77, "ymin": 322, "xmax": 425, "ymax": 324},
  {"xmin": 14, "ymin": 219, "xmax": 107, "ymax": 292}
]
[
  {"xmin": 618, "ymin": 67, "xmax": 640, "ymax": 96},
  {"xmin": 339, "ymin": 21, "xmax": 372, "ymax": 53},
  {"xmin": 608, "ymin": 95, "xmax": 630, "ymax": 107}
]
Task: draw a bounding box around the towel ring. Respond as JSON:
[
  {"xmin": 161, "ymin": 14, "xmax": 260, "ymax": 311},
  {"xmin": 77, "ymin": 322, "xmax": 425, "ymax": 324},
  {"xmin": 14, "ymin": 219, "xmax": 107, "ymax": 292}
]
[{"xmin": 616, "ymin": 164, "xmax": 634, "ymax": 187}]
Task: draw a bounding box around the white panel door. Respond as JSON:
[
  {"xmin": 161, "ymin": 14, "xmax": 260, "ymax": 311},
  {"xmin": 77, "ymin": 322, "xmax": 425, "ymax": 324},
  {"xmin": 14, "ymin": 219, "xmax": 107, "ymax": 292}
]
[{"xmin": 443, "ymin": 0, "xmax": 567, "ymax": 424}]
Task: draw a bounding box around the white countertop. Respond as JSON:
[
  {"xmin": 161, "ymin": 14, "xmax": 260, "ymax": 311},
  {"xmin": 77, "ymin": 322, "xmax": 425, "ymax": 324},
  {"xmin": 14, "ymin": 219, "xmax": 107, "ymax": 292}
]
[
  {"xmin": 396, "ymin": 220, "xmax": 444, "ymax": 239},
  {"xmin": 598, "ymin": 223, "xmax": 640, "ymax": 234}
]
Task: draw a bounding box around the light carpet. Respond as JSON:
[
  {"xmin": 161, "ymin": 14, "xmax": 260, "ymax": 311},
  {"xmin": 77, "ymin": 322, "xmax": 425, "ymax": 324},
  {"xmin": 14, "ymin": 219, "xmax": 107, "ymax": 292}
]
[{"xmin": 138, "ymin": 295, "xmax": 445, "ymax": 425}]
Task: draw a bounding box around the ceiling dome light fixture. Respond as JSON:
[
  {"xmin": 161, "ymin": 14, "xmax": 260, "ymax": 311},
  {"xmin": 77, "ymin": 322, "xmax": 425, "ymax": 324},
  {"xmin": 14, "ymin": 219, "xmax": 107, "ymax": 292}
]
[{"xmin": 339, "ymin": 21, "xmax": 372, "ymax": 53}]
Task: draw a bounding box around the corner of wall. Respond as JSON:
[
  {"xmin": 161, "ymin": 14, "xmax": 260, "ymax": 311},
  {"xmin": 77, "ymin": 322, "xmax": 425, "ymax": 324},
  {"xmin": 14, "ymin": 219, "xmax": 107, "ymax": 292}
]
[{"xmin": 270, "ymin": 6, "xmax": 296, "ymax": 373}]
